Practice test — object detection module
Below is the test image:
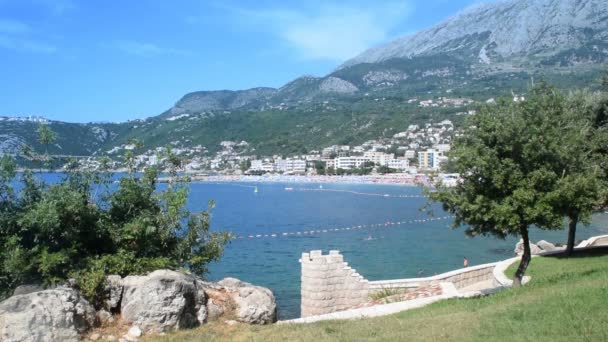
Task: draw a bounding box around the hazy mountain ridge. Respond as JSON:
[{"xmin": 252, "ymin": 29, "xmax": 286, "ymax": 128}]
[{"xmin": 2, "ymin": 0, "xmax": 607, "ymax": 158}]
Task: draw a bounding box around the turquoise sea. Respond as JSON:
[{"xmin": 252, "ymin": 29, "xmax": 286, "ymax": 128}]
[
  {"xmin": 19, "ymin": 175, "xmax": 608, "ymax": 319},
  {"xmin": 190, "ymin": 182, "xmax": 608, "ymax": 319}
]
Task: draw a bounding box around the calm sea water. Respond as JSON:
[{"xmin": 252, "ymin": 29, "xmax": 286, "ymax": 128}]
[
  {"xmin": 19, "ymin": 174, "xmax": 608, "ymax": 319},
  {"xmin": 189, "ymin": 182, "xmax": 608, "ymax": 319}
]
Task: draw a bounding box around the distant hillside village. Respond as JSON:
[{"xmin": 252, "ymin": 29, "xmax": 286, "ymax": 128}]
[{"xmin": 76, "ymin": 119, "xmax": 456, "ymax": 177}]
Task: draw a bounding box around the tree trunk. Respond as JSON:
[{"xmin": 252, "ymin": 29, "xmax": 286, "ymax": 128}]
[
  {"xmin": 513, "ymin": 224, "xmax": 531, "ymax": 287},
  {"xmin": 566, "ymin": 215, "xmax": 578, "ymax": 256}
]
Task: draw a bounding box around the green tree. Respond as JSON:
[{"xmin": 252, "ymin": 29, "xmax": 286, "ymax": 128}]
[
  {"xmin": 313, "ymin": 161, "xmax": 326, "ymax": 175},
  {"xmin": 376, "ymin": 165, "xmax": 395, "ymax": 174},
  {"xmin": 554, "ymin": 91, "xmax": 608, "ymax": 255},
  {"xmin": 428, "ymin": 86, "xmax": 568, "ymax": 286},
  {"xmin": 602, "ymin": 67, "xmax": 608, "ymax": 91},
  {"xmin": 36, "ymin": 123, "xmax": 57, "ymax": 170},
  {"xmin": 240, "ymin": 159, "xmax": 252, "ymax": 172}
]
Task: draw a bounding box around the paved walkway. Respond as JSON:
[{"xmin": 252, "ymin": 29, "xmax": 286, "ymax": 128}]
[
  {"xmin": 458, "ymin": 279, "xmax": 495, "ymax": 293},
  {"xmin": 279, "ymin": 294, "xmax": 451, "ymax": 324},
  {"xmin": 280, "ymin": 279, "xmax": 503, "ymax": 324}
]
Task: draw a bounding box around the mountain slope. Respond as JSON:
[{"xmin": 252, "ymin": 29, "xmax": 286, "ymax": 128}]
[
  {"xmin": 341, "ymin": 0, "xmax": 608, "ymax": 68},
  {"xmin": 2, "ymin": 0, "xmax": 607, "ymax": 160}
]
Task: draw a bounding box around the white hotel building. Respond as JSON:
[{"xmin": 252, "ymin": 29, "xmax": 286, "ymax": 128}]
[{"xmin": 335, "ymin": 156, "xmax": 370, "ymax": 170}]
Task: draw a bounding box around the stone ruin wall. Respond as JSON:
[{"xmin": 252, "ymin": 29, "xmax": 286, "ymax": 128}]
[
  {"xmin": 301, "ymin": 250, "xmax": 498, "ymax": 317},
  {"xmin": 300, "ymin": 250, "xmax": 370, "ymax": 317}
]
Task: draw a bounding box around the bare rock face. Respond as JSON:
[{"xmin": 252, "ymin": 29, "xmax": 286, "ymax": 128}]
[
  {"xmin": 215, "ymin": 278, "xmax": 277, "ymax": 324},
  {"xmin": 104, "ymin": 275, "xmax": 123, "ymax": 311},
  {"xmin": 12, "ymin": 284, "xmax": 43, "ymax": 296},
  {"xmin": 0, "ymin": 287, "xmax": 96, "ymax": 342},
  {"xmin": 120, "ymin": 270, "xmax": 207, "ymax": 334},
  {"xmin": 341, "ymin": 0, "xmax": 608, "ymax": 68},
  {"xmin": 319, "ymin": 77, "xmax": 359, "ymax": 94}
]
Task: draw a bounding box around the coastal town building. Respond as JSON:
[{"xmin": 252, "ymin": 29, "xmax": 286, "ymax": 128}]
[
  {"xmin": 418, "ymin": 149, "xmax": 439, "ymax": 170},
  {"xmin": 336, "ymin": 156, "xmax": 370, "ymax": 170},
  {"xmin": 388, "ymin": 159, "xmax": 409, "ymax": 170},
  {"xmin": 363, "ymin": 151, "xmax": 394, "ymax": 166},
  {"xmin": 276, "ymin": 159, "xmax": 306, "ymax": 174}
]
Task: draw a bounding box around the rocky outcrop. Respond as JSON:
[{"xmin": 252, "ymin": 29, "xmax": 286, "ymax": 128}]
[
  {"xmin": 514, "ymin": 239, "xmax": 564, "ymax": 255},
  {"xmin": 536, "ymin": 240, "xmax": 557, "ymax": 252},
  {"xmin": 514, "ymin": 239, "xmax": 543, "ymax": 255},
  {"xmin": 319, "ymin": 77, "xmax": 359, "ymax": 94},
  {"xmin": 104, "ymin": 275, "xmax": 123, "ymax": 311},
  {"xmin": 120, "ymin": 270, "xmax": 207, "ymax": 334},
  {"xmin": 12, "ymin": 284, "xmax": 43, "ymax": 296},
  {"xmin": 0, "ymin": 271, "xmax": 276, "ymax": 340},
  {"xmin": 0, "ymin": 287, "xmax": 96, "ymax": 342},
  {"xmin": 207, "ymin": 278, "xmax": 277, "ymax": 324}
]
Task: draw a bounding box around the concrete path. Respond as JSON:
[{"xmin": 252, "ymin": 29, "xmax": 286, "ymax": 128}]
[
  {"xmin": 458, "ymin": 279, "xmax": 495, "ymax": 293},
  {"xmin": 279, "ymin": 294, "xmax": 451, "ymax": 324}
]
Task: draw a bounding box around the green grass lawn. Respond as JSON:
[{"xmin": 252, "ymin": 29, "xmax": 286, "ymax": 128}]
[{"xmin": 147, "ymin": 248, "xmax": 608, "ymax": 342}]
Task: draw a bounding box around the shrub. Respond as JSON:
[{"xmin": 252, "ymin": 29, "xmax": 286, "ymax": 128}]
[{"xmin": 0, "ymin": 146, "xmax": 232, "ymax": 307}]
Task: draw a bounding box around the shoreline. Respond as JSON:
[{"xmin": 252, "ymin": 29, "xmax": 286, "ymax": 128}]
[
  {"xmin": 160, "ymin": 174, "xmax": 432, "ymax": 187},
  {"xmin": 15, "ymin": 170, "xmax": 437, "ymax": 186}
]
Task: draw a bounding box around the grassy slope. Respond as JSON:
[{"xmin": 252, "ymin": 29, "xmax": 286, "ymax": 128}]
[{"xmin": 148, "ymin": 248, "xmax": 608, "ymax": 342}]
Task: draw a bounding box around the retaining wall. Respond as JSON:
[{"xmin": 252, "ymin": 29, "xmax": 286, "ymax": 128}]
[
  {"xmin": 300, "ymin": 250, "xmax": 370, "ymax": 317},
  {"xmin": 577, "ymin": 234, "xmax": 608, "ymax": 248},
  {"xmin": 301, "ymin": 250, "xmax": 499, "ymax": 317}
]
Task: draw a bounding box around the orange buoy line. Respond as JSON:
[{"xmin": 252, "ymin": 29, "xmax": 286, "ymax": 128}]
[{"xmin": 234, "ymin": 215, "xmax": 453, "ymax": 240}]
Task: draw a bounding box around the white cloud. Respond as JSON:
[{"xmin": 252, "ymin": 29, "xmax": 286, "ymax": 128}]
[
  {"xmin": 217, "ymin": 1, "xmax": 413, "ymax": 61},
  {"xmin": 112, "ymin": 40, "xmax": 191, "ymax": 57}
]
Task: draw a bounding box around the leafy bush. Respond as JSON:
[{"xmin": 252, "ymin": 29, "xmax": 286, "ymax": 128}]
[{"xmin": 0, "ymin": 143, "xmax": 232, "ymax": 307}]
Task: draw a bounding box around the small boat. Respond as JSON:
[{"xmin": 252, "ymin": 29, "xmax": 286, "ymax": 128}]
[
  {"xmin": 319, "ymin": 185, "xmax": 323, "ymax": 189},
  {"xmin": 285, "ymin": 187, "xmax": 294, "ymax": 191},
  {"xmin": 254, "ymin": 186, "xmax": 259, "ymax": 193}
]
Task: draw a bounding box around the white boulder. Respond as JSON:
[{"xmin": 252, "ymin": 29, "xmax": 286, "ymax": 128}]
[
  {"xmin": 120, "ymin": 270, "xmax": 207, "ymax": 334},
  {"xmin": 104, "ymin": 275, "xmax": 123, "ymax": 310},
  {"xmin": 536, "ymin": 240, "xmax": 557, "ymax": 252},
  {"xmin": 514, "ymin": 239, "xmax": 543, "ymax": 255},
  {"xmin": 216, "ymin": 278, "xmax": 277, "ymax": 324},
  {"xmin": 0, "ymin": 287, "xmax": 96, "ymax": 342}
]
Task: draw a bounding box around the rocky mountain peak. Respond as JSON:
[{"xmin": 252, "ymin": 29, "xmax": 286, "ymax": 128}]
[{"xmin": 340, "ymin": 0, "xmax": 608, "ymax": 68}]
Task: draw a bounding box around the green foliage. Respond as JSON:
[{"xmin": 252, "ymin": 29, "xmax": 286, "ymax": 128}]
[
  {"xmin": 0, "ymin": 145, "xmax": 231, "ymax": 307},
  {"xmin": 37, "ymin": 123, "xmax": 56, "ymax": 147},
  {"xmin": 430, "ymin": 85, "xmax": 577, "ymax": 238},
  {"xmin": 369, "ymin": 287, "xmax": 404, "ymax": 303},
  {"xmin": 426, "ymin": 84, "xmax": 607, "ymax": 284},
  {"xmin": 376, "ymin": 165, "xmax": 395, "ymax": 175}
]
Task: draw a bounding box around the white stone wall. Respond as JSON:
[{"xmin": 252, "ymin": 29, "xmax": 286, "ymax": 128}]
[
  {"xmin": 300, "ymin": 250, "xmax": 370, "ymax": 317},
  {"xmin": 301, "ymin": 250, "xmax": 499, "ymax": 317}
]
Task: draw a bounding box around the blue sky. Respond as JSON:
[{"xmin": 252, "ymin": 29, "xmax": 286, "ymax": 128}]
[{"xmin": 0, "ymin": 0, "xmax": 490, "ymax": 122}]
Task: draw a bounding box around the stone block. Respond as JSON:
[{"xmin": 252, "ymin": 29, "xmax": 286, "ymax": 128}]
[
  {"xmin": 311, "ymin": 257, "xmax": 327, "ymax": 265},
  {"xmin": 329, "ymin": 255, "xmax": 344, "ymax": 263},
  {"xmin": 310, "ymin": 250, "xmax": 323, "ymax": 257}
]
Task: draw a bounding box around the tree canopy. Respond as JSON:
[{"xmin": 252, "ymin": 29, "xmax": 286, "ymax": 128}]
[{"xmin": 427, "ymin": 84, "xmax": 606, "ymax": 285}]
